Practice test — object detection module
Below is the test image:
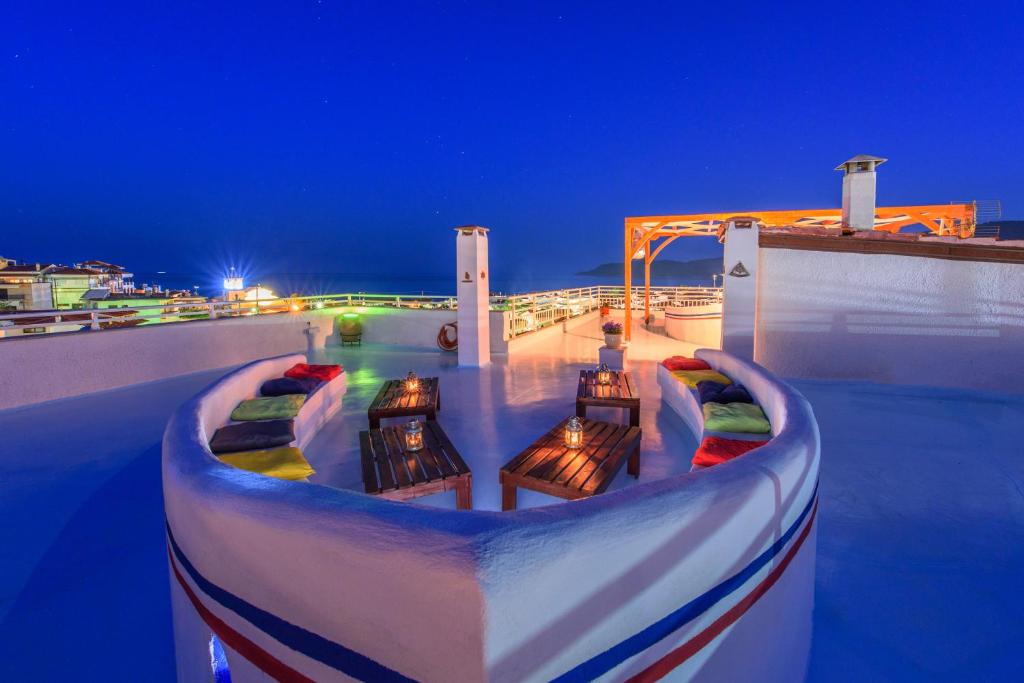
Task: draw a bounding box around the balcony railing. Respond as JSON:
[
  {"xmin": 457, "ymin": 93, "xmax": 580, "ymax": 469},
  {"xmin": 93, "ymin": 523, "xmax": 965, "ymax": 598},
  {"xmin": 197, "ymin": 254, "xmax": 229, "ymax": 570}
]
[{"xmin": 0, "ymin": 287, "xmax": 722, "ymax": 338}]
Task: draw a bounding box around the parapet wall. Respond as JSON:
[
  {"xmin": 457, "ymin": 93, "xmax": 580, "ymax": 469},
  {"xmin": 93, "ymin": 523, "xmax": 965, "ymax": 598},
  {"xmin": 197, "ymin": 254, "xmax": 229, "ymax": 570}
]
[
  {"xmin": 756, "ymin": 239, "xmax": 1024, "ymax": 391},
  {"xmin": 163, "ymin": 350, "xmax": 820, "ymax": 682}
]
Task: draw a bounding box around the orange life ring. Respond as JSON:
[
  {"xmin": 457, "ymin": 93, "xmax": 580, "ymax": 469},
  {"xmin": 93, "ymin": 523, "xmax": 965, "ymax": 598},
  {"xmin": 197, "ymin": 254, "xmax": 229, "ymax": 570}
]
[{"xmin": 437, "ymin": 322, "xmax": 458, "ymax": 351}]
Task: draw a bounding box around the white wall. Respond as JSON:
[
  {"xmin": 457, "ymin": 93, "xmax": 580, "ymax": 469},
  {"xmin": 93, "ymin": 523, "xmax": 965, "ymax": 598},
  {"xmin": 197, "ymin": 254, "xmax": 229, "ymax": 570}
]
[
  {"xmin": 664, "ymin": 303, "xmax": 722, "ymax": 348},
  {"xmin": 756, "ymin": 248, "xmax": 1024, "ymax": 391}
]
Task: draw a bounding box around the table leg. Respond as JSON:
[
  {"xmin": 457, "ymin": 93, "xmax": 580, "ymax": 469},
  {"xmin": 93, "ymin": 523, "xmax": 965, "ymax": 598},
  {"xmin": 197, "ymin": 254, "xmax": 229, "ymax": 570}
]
[
  {"xmin": 629, "ymin": 405, "xmax": 640, "ymax": 427},
  {"xmin": 576, "ymin": 402, "xmax": 586, "ymax": 419},
  {"xmin": 502, "ymin": 483, "xmax": 517, "ymax": 511},
  {"xmin": 456, "ymin": 475, "xmax": 473, "ymax": 510},
  {"xmin": 368, "ymin": 415, "xmax": 380, "ymax": 429},
  {"xmin": 628, "ymin": 444, "xmax": 640, "ymax": 478}
]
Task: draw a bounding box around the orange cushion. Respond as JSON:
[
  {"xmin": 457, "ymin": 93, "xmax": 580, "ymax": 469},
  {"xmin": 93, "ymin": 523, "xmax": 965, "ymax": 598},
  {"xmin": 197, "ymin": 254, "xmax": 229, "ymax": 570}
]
[
  {"xmin": 662, "ymin": 356, "xmax": 711, "ymax": 371},
  {"xmin": 284, "ymin": 363, "xmax": 342, "ymax": 382},
  {"xmin": 692, "ymin": 436, "xmax": 769, "ymax": 468}
]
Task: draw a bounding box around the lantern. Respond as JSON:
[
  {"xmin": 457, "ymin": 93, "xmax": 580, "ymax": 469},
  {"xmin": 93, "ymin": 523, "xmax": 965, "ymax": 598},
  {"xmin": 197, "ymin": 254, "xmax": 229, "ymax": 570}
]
[
  {"xmin": 404, "ymin": 420, "xmax": 424, "ymax": 452},
  {"xmin": 597, "ymin": 362, "xmax": 612, "ymax": 385},
  {"xmin": 564, "ymin": 416, "xmax": 584, "ymax": 449},
  {"xmin": 404, "ymin": 370, "xmax": 420, "ymax": 394}
]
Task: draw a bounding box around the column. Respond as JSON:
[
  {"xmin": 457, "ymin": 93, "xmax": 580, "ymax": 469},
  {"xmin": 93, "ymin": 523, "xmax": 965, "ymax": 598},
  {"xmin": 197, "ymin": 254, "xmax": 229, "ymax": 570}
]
[
  {"xmin": 721, "ymin": 217, "xmax": 760, "ymax": 361},
  {"xmin": 455, "ymin": 225, "xmax": 490, "ymax": 367}
]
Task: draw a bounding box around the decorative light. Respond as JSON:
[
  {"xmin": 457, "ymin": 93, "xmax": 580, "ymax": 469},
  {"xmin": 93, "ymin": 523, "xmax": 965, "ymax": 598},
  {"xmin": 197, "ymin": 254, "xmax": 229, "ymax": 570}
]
[
  {"xmin": 223, "ymin": 266, "xmax": 244, "ymax": 292},
  {"xmin": 564, "ymin": 416, "xmax": 584, "ymax": 449},
  {"xmin": 314, "ymin": 300, "xmax": 324, "ymax": 309},
  {"xmin": 404, "ymin": 420, "xmax": 424, "ymax": 452},
  {"xmin": 403, "ymin": 370, "xmax": 421, "ymax": 394},
  {"xmin": 597, "ymin": 362, "xmax": 612, "ymax": 385},
  {"xmin": 290, "ymin": 302, "xmax": 301, "ymax": 312}
]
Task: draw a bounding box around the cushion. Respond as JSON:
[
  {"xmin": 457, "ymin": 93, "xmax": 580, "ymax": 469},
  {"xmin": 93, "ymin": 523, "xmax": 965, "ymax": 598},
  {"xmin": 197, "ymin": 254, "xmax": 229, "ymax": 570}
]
[
  {"xmin": 284, "ymin": 363, "xmax": 342, "ymax": 382},
  {"xmin": 230, "ymin": 394, "xmax": 306, "ymax": 421},
  {"xmin": 662, "ymin": 356, "xmax": 711, "ymax": 371},
  {"xmin": 693, "ymin": 436, "xmax": 770, "ymax": 468},
  {"xmin": 209, "ymin": 419, "xmax": 295, "ymax": 454},
  {"xmin": 672, "ymin": 369, "xmax": 732, "ymax": 389},
  {"xmin": 697, "ymin": 381, "xmax": 754, "ymax": 405},
  {"xmin": 218, "ymin": 447, "xmax": 315, "ymax": 481},
  {"xmin": 260, "ymin": 376, "xmax": 322, "ymax": 397},
  {"xmin": 703, "ymin": 402, "xmax": 772, "ymax": 434}
]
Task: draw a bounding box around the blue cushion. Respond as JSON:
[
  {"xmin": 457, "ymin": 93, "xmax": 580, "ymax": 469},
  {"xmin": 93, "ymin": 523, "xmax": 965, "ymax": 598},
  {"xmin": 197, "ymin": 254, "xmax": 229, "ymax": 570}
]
[
  {"xmin": 260, "ymin": 376, "xmax": 321, "ymax": 397},
  {"xmin": 697, "ymin": 380, "xmax": 753, "ymax": 405},
  {"xmin": 209, "ymin": 419, "xmax": 295, "ymax": 454}
]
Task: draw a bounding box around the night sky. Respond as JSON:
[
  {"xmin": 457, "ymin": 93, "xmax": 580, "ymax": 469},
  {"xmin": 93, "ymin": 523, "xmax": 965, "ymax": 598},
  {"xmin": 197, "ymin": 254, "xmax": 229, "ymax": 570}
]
[{"xmin": 3, "ymin": 1, "xmax": 1021, "ymax": 285}]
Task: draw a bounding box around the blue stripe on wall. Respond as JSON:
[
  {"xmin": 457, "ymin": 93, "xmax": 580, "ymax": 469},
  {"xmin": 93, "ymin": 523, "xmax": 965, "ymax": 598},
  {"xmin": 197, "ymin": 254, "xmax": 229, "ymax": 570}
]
[
  {"xmin": 550, "ymin": 482, "xmax": 818, "ymax": 682},
  {"xmin": 166, "ymin": 523, "xmax": 417, "ymax": 683}
]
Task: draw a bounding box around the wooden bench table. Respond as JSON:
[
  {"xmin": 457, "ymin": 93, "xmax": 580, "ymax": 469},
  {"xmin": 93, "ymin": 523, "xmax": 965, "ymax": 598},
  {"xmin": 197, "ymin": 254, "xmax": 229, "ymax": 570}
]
[
  {"xmin": 359, "ymin": 420, "xmax": 472, "ymax": 509},
  {"xmin": 367, "ymin": 377, "xmax": 440, "ymax": 428},
  {"xmin": 499, "ymin": 417, "xmax": 641, "ymax": 511},
  {"xmin": 576, "ymin": 370, "xmax": 640, "ymax": 426}
]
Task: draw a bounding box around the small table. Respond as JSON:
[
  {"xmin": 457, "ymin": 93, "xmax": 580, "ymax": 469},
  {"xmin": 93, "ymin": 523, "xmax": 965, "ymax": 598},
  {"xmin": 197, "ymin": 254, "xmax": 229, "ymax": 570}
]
[
  {"xmin": 368, "ymin": 377, "xmax": 440, "ymax": 428},
  {"xmin": 576, "ymin": 370, "xmax": 640, "ymax": 426},
  {"xmin": 499, "ymin": 417, "xmax": 641, "ymax": 511},
  {"xmin": 360, "ymin": 421, "xmax": 472, "ymax": 510}
]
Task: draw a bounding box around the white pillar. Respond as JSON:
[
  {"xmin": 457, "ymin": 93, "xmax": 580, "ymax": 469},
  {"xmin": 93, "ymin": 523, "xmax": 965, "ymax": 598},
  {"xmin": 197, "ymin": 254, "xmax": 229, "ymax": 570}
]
[
  {"xmin": 455, "ymin": 225, "xmax": 490, "ymax": 367},
  {"xmin": 721, "ymin": 217, "xmax": 759, "ymax": 361}
]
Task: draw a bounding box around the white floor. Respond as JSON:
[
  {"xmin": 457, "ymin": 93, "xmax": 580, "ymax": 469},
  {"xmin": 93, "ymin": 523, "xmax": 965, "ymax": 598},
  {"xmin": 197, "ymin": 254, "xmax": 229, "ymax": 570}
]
[{"xmin": 1, "ymin": 318, "xmax": 1022, "ymax": 681}]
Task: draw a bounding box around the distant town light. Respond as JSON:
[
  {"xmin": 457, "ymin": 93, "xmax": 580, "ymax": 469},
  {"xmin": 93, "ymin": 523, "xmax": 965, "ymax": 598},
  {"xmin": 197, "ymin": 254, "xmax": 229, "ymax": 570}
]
[{"xmin": 223, "ymin": 267, "xmax": 244, "ymax": 291}]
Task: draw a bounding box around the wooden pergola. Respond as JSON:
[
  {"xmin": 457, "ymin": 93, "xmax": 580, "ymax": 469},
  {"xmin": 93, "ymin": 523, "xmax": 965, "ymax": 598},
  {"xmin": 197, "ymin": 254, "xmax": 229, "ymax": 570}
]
[{"xmin": 622, "ymin": 203, "xmax": 976, "ymax": 339}]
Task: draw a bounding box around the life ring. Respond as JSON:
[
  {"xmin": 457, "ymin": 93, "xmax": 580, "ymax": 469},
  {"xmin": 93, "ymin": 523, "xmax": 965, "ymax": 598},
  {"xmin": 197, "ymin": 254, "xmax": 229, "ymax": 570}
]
[{"xmin": 437, "ymin": 322, "xmax": 458, "ymax": 351}]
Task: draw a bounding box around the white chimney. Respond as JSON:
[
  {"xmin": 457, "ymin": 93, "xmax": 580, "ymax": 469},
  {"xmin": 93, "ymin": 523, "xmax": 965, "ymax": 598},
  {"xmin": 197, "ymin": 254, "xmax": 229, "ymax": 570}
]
[
  {"xmin": 835, "ymin": 155, "xmax": 886, "ymax": 231},
  {"xmin": 455, "ymin": 225, "xmax": 490, "ymax": 367}
]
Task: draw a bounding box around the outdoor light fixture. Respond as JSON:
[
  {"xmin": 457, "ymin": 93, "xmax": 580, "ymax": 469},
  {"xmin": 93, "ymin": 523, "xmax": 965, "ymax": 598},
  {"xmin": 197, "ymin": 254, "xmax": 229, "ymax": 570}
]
[
  {"xmin": 290, "ymin": 302, "xmax": 301, "ymax": 312},
  {"xmin": 404, "ymin": 420, "xmax": 424, "ymax": 451},
  {"xmin": 314, "ymin": 300, "xmax": 324, "ymax": 309},
  {"xmin": 597, "ymin": 362, "xmax": 612, "ymax": 385},
  {"xmin": 404, "ymin": 371, "xmax": 420, "ymax": 394},
  {"xmin": 564, "ymin": 416, "xmax": 584, "ymax": 449}
]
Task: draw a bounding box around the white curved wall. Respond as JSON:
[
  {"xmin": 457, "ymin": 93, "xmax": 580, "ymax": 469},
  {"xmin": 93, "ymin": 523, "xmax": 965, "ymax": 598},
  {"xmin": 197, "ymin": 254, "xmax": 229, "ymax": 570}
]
[
  {"xmin": 664, "ymin": 303, "xmax": 722, "ymax": 349},
  {"xmin": 163, "ymin": 350, "xmax": 819, "ymax": 682}
]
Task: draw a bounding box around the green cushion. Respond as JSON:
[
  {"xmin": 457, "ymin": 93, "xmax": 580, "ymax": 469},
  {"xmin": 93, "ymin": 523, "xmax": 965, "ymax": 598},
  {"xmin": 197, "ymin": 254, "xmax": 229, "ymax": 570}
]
[
  {"xmin": 703, "ymin": 402, "xmax": 771, "ymax": 434},
  {"xmin": 230, "ymin": 394, "xmax": 306, "ymax": 421}
]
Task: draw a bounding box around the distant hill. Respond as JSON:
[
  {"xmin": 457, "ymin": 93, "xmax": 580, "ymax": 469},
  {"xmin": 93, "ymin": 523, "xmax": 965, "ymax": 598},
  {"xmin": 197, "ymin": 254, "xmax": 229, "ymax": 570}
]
[
  {"xmin": 979, "ymin": 221, "xmax": 1024, "ymax": 240},
  {"xmin": 578, "ymin": 257, "xmax": 722, "ymax": 280}
]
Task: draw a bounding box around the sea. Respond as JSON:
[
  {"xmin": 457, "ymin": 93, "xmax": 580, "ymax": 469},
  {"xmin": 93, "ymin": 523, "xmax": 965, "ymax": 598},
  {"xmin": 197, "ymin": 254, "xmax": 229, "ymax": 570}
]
[{"xmin": 132, "ymin": 272, "xmax": 716, "ymax": 298}]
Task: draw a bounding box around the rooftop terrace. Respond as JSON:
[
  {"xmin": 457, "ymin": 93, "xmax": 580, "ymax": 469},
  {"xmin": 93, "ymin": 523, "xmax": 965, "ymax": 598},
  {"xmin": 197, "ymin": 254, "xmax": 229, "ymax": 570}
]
[{"xmin": 1, "ymin": 317, "xmax": 1022, "ymax": 680}]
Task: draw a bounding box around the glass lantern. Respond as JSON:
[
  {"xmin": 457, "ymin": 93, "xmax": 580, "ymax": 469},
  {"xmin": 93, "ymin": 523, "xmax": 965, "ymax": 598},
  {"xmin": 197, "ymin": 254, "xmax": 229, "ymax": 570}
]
[
  {"xmin": 564, "ymin": 416, "xmax": 584, "ymax": 449},
  {"xmin": 596, "ymin": 362, "xmax": 612, "ymax": 385},
  {"xmin": 403, "ymin": 370, "xmax": 421, "ymax": 394},
  {"xmin": 404, "ymin": 420, "xmax": 424, "ymax": 452}
]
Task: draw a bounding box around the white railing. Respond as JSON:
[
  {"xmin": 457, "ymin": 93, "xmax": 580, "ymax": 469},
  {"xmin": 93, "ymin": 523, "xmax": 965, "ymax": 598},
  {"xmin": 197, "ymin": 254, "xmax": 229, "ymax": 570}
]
[
  {"xmin": 0, "ymin": 286, "xmax": 722, "ymax": 339},
  {"xmin": 499, "ymin": 286, "xmax": 722, "ymax": 338}
]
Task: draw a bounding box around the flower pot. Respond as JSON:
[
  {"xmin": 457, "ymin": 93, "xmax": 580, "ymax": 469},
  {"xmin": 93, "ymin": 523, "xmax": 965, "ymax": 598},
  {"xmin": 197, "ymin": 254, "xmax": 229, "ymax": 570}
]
[
  {"xmin": 599, "ymin": 305, "xmax": 610, "ymax": 317},
  {"xmin": 604, "ymin": 333, "xmax": 622, "ymax": 349}
]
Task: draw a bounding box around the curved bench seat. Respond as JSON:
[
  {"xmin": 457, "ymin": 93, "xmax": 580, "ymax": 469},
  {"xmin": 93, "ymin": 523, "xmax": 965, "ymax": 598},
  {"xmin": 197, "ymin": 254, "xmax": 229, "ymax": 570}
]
[{"xmin": 163, "ymin": 350, "xmax": 820, "ymax": 682}]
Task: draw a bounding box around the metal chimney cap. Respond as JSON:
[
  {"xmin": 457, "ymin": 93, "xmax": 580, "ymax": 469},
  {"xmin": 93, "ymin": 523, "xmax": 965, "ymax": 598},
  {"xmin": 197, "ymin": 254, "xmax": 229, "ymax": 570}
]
[{"xmin": 835, "ymin": 154, "xmax": 887, "ymax": 171}]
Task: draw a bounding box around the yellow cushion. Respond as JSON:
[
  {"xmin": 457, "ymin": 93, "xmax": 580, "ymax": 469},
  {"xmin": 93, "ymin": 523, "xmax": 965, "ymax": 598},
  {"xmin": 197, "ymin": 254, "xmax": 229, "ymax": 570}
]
[
  {"xmin": 672, "ymin": 369, "xmax": 732, "ymax": 389},
  {"xmin": 219, "ymin": 447, "xmax": 315, "ymax": 481}
]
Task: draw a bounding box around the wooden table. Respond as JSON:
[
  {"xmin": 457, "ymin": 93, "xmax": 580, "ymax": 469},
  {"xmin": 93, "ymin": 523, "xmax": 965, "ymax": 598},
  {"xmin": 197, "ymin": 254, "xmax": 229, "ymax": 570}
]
[
  {"xmin": 499, "ymin": 417, "xmax": 641, "ymax": 511},
  {"xmin": 360, "ymin": 420, "xmax": 472, "ymax": 510},
  {"xmin": 576, "ymin": 370, "xmax": 640, "ymax": 426},
  {"xmin": 367, "ymin": 377, "xmax": 440, "ymax": 428}
]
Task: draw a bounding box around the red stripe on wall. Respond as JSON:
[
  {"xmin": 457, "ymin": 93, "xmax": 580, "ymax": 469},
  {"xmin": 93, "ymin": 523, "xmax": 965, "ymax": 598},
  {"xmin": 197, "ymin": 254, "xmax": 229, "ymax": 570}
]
[
  {"xmin": 626, "ymin": 500, "xmax": 818, "ymax": 683},
  {"xmin": 169, "ymin": 546, "xmax": 317, "ymax": 683}
]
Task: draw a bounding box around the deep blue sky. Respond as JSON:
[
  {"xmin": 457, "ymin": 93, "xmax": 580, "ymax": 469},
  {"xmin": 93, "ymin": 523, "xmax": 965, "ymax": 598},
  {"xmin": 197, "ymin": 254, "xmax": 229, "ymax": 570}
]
[{"xmin": 2, "ymin": 1, "xmax": 1021, "ymax": 283}]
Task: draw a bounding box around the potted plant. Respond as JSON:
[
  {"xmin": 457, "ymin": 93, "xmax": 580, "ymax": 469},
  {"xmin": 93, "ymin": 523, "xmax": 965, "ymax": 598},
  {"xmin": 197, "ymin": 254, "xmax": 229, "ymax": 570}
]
[
  {"xmin": 600, "ymin": 303, "xmax": 610, "ymax": 317},
  {"xmin": 602, "ymin": 321, "xmax": 624, "ymax": 349}
]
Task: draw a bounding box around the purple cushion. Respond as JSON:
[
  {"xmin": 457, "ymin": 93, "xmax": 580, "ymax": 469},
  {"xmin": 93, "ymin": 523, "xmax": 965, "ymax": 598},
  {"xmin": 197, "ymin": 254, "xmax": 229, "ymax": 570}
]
[
  {"xmin": 260, "ymin": 376, "xmax": 321, "ymax": 397},
  {"xmin": 697, "ymin": 380, "xmax": 753, "ymax": 405},
  {"xmin": 209, "ymin": 419, "xmax": 295, "ymax": 454}
]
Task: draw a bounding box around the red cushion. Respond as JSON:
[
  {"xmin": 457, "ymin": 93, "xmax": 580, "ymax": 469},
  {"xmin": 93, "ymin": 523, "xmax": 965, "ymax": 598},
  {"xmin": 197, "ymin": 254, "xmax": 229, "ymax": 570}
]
[
  {"xmin": 284, "ymin": 363, "xmax": 342, "ymax": 382},
  {"xmin": 692, "ymin": 436, "xmax": 769, "ymax": 468},
  {"xmin": 662, "ymin": 356, "xmax": 711, "ymax": 371}
]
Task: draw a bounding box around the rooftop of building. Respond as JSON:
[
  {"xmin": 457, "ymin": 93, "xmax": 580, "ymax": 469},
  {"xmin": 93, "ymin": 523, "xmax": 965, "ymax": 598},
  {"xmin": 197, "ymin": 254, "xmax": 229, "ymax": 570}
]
[{"xmin": 0, "ymin": 318, "xmax": 1022, "ymax": 679}]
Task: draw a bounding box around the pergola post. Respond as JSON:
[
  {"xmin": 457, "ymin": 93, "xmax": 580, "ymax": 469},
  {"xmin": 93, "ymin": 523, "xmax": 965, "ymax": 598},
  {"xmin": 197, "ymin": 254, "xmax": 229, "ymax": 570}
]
[{"xmin": 623, "ymin": 219, "xmax": 632, "ymax": 340}]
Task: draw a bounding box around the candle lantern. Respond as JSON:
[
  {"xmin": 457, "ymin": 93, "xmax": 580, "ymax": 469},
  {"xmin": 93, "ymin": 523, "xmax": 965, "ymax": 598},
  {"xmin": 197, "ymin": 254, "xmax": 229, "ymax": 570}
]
[
  {"xmin": 404, "ymin": 420, "xmax": 424, "ymax": 452},
  {"xmin": 403, "ymin": 370, "xmax": 420, "ymax": 394},
  {"xmin": 596, "ymin": 362, "xmax": 612, "ymax": 385},
  {"xmin": 564, "ymin": 416, "xmax": 584, "ymax": 449}
]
